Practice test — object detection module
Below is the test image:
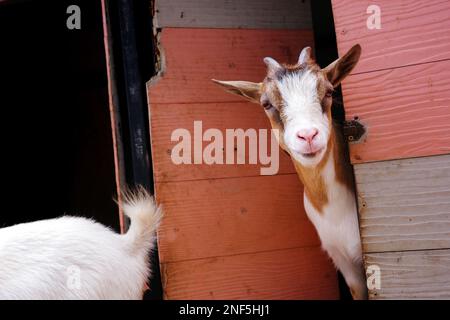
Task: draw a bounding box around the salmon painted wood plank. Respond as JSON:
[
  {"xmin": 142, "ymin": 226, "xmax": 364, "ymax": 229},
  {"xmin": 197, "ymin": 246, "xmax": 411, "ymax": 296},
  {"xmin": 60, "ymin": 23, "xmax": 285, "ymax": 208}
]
[
  {"xmin": 331, "ymin": 0, "xmax": 450, "ymax": 74},
  {"xmin": 150, "ymin": 102, "xmax": 295, "ymax": 182},
  {"xmin": 155, "ymin": 0, "xmax": 312, "ymax": 29},
  {"xmin": 354, "ymin": 154, "xmax": 450, "ymax": 253},
  {"xmin": 161, "ymin": 246, "xmax": 339, "ymax": 300},
  {"xmin": 148, "ymin": 28, "xmax": 314, "ymax": 104},
  {"xmin": 156, "ymin": 174, "xmax": 320, "ymax": 263},
  {"xmin": 342, "ymin": 59, "xmax": 450, "ymax": 163},
  {"xmin": 365, "ymin": 249, "xmax": 450, "ymax": 299}
]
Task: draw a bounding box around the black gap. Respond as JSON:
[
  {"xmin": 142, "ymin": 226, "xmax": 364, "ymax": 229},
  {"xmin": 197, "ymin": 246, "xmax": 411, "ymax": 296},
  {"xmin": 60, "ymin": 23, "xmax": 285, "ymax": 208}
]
[
  {"xmin": 311, "ymin": 0, "xmax": 353, "ymax": 301},
  {"xmin": 0, "ymin": 0, "xmax": 119, "ymax": 231},
  {"xmin": 106, "ymin": 0, "xmax": 162, "ymax": 300},
  {"xmin": 311, "ymin": 0, "xmax": 345, "ymax": 124}
]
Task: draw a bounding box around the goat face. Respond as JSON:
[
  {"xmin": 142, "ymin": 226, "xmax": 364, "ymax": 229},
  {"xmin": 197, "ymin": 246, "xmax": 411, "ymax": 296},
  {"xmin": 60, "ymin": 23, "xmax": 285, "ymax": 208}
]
[{"xmin": 213, "ymin": 44, "xmax": 361, "ymax": 167}]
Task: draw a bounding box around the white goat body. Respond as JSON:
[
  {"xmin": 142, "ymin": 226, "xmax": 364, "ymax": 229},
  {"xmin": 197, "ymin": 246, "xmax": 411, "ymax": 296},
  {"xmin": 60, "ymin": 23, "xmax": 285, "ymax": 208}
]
[{"xmin": 0, "ymin": 189, "xmax": 161, "ymax": 299}]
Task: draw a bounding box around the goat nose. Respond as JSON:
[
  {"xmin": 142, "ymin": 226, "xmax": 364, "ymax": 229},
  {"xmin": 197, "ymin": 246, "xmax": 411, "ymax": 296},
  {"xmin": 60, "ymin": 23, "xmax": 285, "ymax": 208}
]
[{"xmin": 297, "ymin": 128, "xmax": 319, "ymax": 144}]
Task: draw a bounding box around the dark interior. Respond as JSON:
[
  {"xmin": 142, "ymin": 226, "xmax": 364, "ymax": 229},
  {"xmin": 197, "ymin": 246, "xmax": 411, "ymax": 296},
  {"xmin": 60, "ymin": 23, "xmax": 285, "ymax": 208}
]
[
  {"xmin": 0, "ymin": 0, "xmax": 119, "ymax": 231},
  {"xmin": 311, "ymin": 0, "xmax": 353, "ymax": 300},
  {"xmin": 0, "ymin": 0, "xmax": 162, "ymax": 300}
]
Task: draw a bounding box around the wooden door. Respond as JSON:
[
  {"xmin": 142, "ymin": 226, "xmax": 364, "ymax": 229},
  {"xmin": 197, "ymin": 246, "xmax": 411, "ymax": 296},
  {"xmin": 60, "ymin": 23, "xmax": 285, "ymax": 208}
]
[{"xmin": 148, "ymin": 0, "xmax": 340, "ymax": 299}]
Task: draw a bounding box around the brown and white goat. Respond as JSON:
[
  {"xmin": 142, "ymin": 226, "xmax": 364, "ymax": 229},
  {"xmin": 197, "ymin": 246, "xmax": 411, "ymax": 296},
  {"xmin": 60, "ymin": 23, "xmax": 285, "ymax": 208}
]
[{"xmin": 213, "ymin": 44, "xmax": 367, "ymax": 299}]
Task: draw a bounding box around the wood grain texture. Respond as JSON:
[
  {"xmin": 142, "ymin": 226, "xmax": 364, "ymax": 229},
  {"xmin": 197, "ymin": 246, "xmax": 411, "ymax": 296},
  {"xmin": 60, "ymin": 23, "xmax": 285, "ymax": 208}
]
[
  {"xmin": 342, "ymin": 59, "xmax": 450, "ymax": 163},
  {"xmin": 331, "ymin": 0, "xmax": 450, "ymax": 74},
  {"xmin": 365, "ymin": 249, "xmax": 450, "ymax": 299},
  {"xmin": 155, "ymin": 0, "xmax": 312, "ymax": 29},
  {"xmin": 148, "ymin": 28, "xmax": 314, "ymax": 104},
  {"xmin": 101, "ymin": 0, "xmax": 127, "ymax": 232},
  {"xmin": 156, "ymin": 174, "xmax": 320, "ymax": 263},
  {"xmin": 150, "ymin": 102, "xmax": 295, "ymax": 182},
  {"xmin": 147, "ymin": 25, "xmax": 337, "ymax": 299},
  {"xmin": 355, "ymin": 154, "xmax": 450, "ymax": 253},
  {"xmin": 161, "ymin": 246, "xmax": 339, "ymax": 300}
]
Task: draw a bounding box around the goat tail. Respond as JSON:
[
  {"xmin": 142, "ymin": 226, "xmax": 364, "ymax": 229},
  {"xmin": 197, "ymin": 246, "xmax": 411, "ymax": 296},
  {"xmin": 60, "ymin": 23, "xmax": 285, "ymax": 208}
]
[{"xmin": 121, "ymin": 186, "xmax": 163, "ymax": 252}]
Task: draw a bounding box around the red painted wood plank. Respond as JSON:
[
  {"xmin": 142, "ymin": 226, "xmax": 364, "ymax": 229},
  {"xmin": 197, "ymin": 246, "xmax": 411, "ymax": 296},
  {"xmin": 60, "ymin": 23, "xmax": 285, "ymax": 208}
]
[
  {"xmin": 150, "ymin": 102, "xmax": 295, "ymax": 182},
  {"xmin": 331, "ymin": 0, "xmax": 450, "ymax": 74},
  {"xmin": 161, "ymin": 246, "xmax": 339, "ymax": 300},
  {"xmin": 148, "ymin": 27, "xmax": 337, "ymax": 299},
  {"xmin": 342, "ymin": 59, "xmax": 450, "ymax": 163},
  {"xmin": 148, "ymin": 28, "xmax": 314, "ymax": 104},
  {"xmin": 156, "ymin": 174, "xmax": 320, "ymax": 263}
]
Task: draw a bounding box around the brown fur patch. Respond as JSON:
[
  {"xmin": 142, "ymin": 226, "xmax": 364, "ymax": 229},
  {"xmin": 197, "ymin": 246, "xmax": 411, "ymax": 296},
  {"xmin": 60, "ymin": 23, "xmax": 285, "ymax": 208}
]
[
  {"xmin": 292, "ymin": 123, "xmax": 355, "ymax": 213},
  {"xmin": 317, "ymin": 71, "xmax": 334, "ymax": 112},
  {"xmin": 260, "ymin": 60, "xmax": 355, "ymax": 214},
  {"xmin": 261, "ymin": 79, "xmax": 283, "ymax": 111},
  {"xmin": 332, "ymin": 121, "xmax": 355, "ymax": 191},
  {"xmin": 293, "ymin": 132, "xmax": 332, "ymax": 213}
]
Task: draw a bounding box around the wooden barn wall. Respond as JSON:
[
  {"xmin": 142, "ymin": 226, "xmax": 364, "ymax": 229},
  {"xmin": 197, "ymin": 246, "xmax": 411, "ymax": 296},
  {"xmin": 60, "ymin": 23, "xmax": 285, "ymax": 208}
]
[
  {"xmin": 354, "ymin": 154, "xmax": 450, "ymax": 299},
  {"xmin": 364, "ymin": 249, "xmax": 450, "ymax": 299},
  {"xmin": 148, "ymin": 0, "xmax": 340, "ymax": 299},
  {"xmin": 332, "ymin": 0, "xmax": 450, "ymax": 299},
  {"xmin": 332, "ymin": 0, "xmax": 450, "ymax": 164},
  {"xmin": 155, "ymin": 0, "xmax": 312, "ymax": 29},
  {"xmin": 355, "ymin": 155, "xmax": 450, "ymax": 254}
]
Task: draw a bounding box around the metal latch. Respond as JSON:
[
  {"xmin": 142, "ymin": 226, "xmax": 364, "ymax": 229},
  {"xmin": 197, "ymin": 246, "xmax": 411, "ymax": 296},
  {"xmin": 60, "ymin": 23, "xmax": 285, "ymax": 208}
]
[{"xmin": 343, "ymin": 117, "xmax": 366, "ymax": 143}]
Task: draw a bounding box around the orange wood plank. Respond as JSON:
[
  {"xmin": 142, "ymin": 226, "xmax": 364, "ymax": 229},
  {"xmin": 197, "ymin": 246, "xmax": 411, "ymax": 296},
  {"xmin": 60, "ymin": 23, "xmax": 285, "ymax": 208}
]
[
  {"xmin": 331, "ymin": 0, "xmax": 450, "ymax": 74},
  {"xmin": 156, "ymin": 174, "xmax": 320, "ymax": 263},
  {"xmin": 161, "ymin": 246, "xmax": 339, "ymax": 300},
  {"xmin": 148, "ymin": 28, "xmax": 314, "ymax": 104},
  {"xmin": 150, "ymin": 102, "xmax": 295, "ymax": 182},
  {"xmin": 342, "ymin": 59, "xmax": 450, "ymax": 163}
]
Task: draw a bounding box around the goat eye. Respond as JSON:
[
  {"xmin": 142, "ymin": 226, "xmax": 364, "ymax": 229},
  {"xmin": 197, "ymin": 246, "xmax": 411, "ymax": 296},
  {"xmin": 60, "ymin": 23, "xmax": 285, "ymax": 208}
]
[
  {"xmin": 262, "ymin": 101, "xmax": 273, "ymax": 110},
  {"xmin": 325, "ymin": 90, "xmax": 333, "ymax": 98}
]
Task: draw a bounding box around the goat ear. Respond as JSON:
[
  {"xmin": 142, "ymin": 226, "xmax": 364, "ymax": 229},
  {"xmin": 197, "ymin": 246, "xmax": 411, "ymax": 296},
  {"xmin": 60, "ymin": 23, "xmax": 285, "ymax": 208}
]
[
  {"xmin": 323, "ymin": 44, "xmax": 361, "ymax": 87},
  {"xmin": 211, "ymin": 79, "xmax": 262, "ymax": 104},
  {"xmin": 263, "ymin": 57, "xmax": 283, "ymax": 78},
  {"xmin": 298, "ymin": 47, "xmax": 312, "ymax": 64}
]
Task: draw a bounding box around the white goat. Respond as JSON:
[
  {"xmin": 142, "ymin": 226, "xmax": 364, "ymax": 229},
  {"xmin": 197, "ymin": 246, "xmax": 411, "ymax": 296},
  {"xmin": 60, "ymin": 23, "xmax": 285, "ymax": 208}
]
[
  {"xmin": 0, "ymin": 188, "xmax": 162, "ymax": 299},
  {"xmin": 213, "ymin": 44, "xmax": 367, "ymax": 299}
]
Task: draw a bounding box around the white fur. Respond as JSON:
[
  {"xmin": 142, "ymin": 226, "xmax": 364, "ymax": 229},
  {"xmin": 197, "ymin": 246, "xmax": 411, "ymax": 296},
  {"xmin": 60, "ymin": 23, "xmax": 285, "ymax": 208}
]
[
  {"xmin": 277, "ymin": 68, "xmax": 366, "ymax": 299},
  {"xmin": 278, "ymin": 71, "xmax": 330, "ymax": 167},
  {"xmin": 303, "ymin": 153, "xmax": 367, "ymax": 299},
  {"xmin": 0, "ymin": 189, "xmax": 162, "ymax": 300}
]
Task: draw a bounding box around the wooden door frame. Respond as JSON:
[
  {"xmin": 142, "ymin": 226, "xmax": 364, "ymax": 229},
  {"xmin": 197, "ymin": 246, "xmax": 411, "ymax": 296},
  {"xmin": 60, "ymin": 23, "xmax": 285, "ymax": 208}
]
[{"xmin": 101, "ymin": 0, "xmax": 163, "ymax": 300}]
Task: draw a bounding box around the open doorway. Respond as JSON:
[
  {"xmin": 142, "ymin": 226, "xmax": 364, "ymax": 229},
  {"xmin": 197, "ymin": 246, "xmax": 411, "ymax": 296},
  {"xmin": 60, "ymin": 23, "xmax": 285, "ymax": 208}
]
[{"xmin": 0, "ymin": 0, "xmax": 119, "ymax": 230}]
